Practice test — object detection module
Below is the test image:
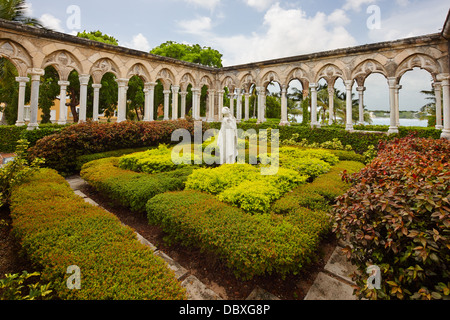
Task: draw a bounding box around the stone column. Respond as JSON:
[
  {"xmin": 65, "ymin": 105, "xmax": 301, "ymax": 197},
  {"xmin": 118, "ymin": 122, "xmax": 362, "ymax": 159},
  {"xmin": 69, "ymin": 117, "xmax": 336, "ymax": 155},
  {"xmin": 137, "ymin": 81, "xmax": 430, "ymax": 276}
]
[
  {"xmin": 434, "ymin": 82, "xmax": 443, "ymax": 130},
  {"xmin": 256, "ymin": 87, "xmax": 263, "ymax": 123},
  {"xmin": 78, "ymin": 74, "xmax": 90, "ymax": 123},
  {"xmin": 310, "ymin": 83, "xmax": 319, "ymax": 128},
  {"xmin": 91, "ymin": 83, "xmax": 102, "ymax": 122},
  {"xmin": 57, "ymin": 80, "xmax": 70, "ymax": 125},
  {"xmin": 171, "ymin": 85, "xmax": 179, "ymax": 120},
  {"xmin": 395, "ymin": 85, "xmax": 402, "ymax": 127},
  {"xmin": 236, "ymin": 89, "xmax": 242, "ymax": 122},
  {"xmin": 218, "ymin": 90, "xmax": 224, "ymax": 120},
  {"xmin": 163, "ymin": 89, "xmax": 171, "ymax": 120},
  {"xmin": 180, "ymin": 91, "xmax": 187, "ymax": 119},
  {"xmin": 438, "ymin": 74, "xmax": 450, "ymax": 139},
  {"xmin": 207, "ymin": 89, "xmax": 216, "ymax": 122},
  {"xmin": 344, "ymin": 80, "xmax": 354, "ymax": 131},
  {"xmin": 357, "ymin": 86, "xmax": 366, "ymax": 125},
  {"xmin": 280, "ymin": 86, "xmax": 289, "ymax": 126},
  {"xmin": 387, "ymin": 77, "xmax": 398, "ymax": 134},
  {"xmin": 244, "ymin": 92, "xmax": 250, "ymax": 121},
  {"xmin": 27, "ymin": 69, "xmax": 45, "ymax": 130},
  {"xmin": 143, "ymin": 82, "xmax": 156, "ymax": 122},
  {"xmin": 229, "ymin": 91, "xmax": 235, "ymax": 117},
  {"xmin": 260, "ymin": 90, "xmax": 266, "ymax": 123},
  {"xmin": 116, "ymin": 78, "xmax": 129, "ymax": 123},
  {"xmin": 328, "ymin": 87, "xmax": 335, "ymax": 124},
  {"xmin": 191, "ymin": 88, "xmax": 200, "ymax": 120},
  {"xmin": 15, "ymin": 76, "xmax": 29, "ymax": 126}
]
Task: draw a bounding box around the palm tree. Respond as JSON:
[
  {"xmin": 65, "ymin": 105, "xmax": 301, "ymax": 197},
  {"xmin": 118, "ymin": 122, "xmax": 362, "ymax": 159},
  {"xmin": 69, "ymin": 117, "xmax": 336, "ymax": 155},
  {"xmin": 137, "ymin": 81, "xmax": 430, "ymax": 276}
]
[{"xmin": 0, "ymin": 0, "xmax": 42, "ymax": 27}]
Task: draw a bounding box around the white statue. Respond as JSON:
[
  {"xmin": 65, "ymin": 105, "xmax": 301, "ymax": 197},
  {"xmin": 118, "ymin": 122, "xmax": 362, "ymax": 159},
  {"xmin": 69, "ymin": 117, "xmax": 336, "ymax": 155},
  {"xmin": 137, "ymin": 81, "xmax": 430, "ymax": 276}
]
[{"xmin": 217, "ymin": 107, "xmax": 238, "ymax": 164}]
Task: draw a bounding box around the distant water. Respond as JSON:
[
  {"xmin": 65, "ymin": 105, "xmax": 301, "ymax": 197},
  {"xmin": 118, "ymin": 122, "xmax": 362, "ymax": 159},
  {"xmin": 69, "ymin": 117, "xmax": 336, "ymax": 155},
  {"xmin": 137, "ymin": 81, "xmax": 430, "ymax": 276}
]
[
  {"xmin": 292, "ymin": 115, "xmax": 429, "ymax": 127},
  {"xmin": 369, "ymin": 118, "xmax": 428, "ymax": 127}
]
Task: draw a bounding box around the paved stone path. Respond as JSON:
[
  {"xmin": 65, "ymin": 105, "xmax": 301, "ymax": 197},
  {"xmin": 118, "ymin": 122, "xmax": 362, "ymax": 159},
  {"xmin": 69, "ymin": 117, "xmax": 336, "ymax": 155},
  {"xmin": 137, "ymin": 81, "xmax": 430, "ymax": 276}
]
[{"xmin": 65, "ymin": 175, "xmax": 358, "ymax": 300}]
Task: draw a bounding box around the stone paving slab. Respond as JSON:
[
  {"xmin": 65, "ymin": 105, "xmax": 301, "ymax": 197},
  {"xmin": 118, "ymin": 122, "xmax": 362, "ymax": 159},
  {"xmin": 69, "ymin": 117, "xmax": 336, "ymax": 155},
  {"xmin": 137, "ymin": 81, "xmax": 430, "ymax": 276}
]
[
  {"xmin": 65, "ymin": 176, "xmax": 88, "ymax": 191},
  {"xmin": 246, "ymin": 286, "xmax": 280, "ymax": 300},
  {"xmin": 155, "ymin": 250, "xmax": 189, "ymax": 281},
  {"xmin": 324, "ymin": 246, "xmax": 358, "ymax": 284},
  {"xmin": 304, "ymin": 272, "xmax": 356, "ymax": 300},
  {"xmin": 181, "ymin": 275, "xmax": 223, "ymax": 300},
  {"xmin": 135, "ymin": 232, "xmax": 157, "ymax": 252}
]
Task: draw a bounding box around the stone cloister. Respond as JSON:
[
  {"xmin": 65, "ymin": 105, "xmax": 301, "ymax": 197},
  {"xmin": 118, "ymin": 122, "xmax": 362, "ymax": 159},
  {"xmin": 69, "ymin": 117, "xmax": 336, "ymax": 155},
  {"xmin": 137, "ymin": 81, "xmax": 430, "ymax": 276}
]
[{"xmin": 0, "ymin": 17, "xmax": 449, "ymax": 139}]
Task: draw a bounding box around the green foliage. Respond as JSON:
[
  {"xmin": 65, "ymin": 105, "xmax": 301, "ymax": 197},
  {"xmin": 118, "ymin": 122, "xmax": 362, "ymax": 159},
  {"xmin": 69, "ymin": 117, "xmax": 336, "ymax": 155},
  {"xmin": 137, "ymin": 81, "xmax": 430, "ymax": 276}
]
[
  {"xmin": 185, "ymin": 164, "xmax": 307, "ymax": 213},
  {"xmin": 0, "ymin": 0, "xmax": 43, "ymax": 27},
  {"xmin": 332, "ymin": 137, "xmax": 450, "ymax": 300},
  {"xmin": 0, "ymin": 139, "xmax": 43, "ymax": 207},
  {"xmin": 29, "ymin": 119, "xmax": 202, "ymax": 175},
  {"xmin": 9, "ymin": 168, "xmax": 186, "ymax": 300},
  {"xmin": 81, "ymin": 157, "xmax": 195, "ymax": 212},
  {"xmin": 77, "ymin": 30, "xmax": 119, "ymax": 46},
  {"xmin": 272, "ymin": 161, "xmax": 365, "ymax": 215},
  {"xmin": 146, "ymin": 190, "xmax": 327, "ymax": 280},
  {"xmin": 0, "ymin": 271, "xmax": 53, "ymax": 300},
  {"xmin": 151, "ymin": 41, "xmax": 223, "ymax": 68},
  {"xmin": 362, "ymin": 145, "xmax": 378, "ymax": 164}
]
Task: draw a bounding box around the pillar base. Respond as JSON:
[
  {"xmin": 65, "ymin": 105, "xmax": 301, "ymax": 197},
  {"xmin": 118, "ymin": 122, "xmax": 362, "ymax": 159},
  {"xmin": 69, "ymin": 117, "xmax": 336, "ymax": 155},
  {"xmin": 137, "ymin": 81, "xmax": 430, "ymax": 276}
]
[
  {"xmin": 435, "ymin": 125, "xmax": 444, "ymax": 130},
  {"xmin": 311, "ymin": 122, "xmax": 321, "ymax": 129},
  {"xmin": 15, "ymin": 121, "xmax": 26, "ymax": 127},
  {"xmin": 27, "ymin": 123, "xmax": 39, "ymax": 131},
  {"xmin": 57, "ymin": 121, "xmax": 67, "ymax": 125},
  {"xmin": 279, "ymin": 120, "xmax": 290, "ymax": 126},
  {"xmin": 388, "ymin": 126, "xmax": 399, "ymax": 134},
  {"xmin": 345, "ymin": 124, "xmax": 354, "ymax": 131},
  {"xmin": 441, "ymin": 130, "xmax": 450, "ymax": 140}
]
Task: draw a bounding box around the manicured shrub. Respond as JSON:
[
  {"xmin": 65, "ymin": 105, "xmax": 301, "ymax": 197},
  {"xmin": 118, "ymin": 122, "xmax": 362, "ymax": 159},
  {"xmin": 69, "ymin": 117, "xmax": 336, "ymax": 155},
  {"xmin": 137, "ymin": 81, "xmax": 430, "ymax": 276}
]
[
  {"xmin": 29, "ymin": 120, "xmax": 201, "ymax": 175},
  {"xmin": 81, "ymin": 157, "xmax": 195, "ymax": 212},
  {"xmin": 75, "ymin": 146, "xmax": 152, "ymax": 171},
  {"xmin": 332, "ymin": 136, "xmax": 450, "ymax": 300},
  {"xmin": 185, "ymin": 164, "xmax": 307, "ymax": 213},
  {"xmin": 9, "ymin": 169, "xmax": 186, "ymax": 300},
  {"xmin": 272, "ymin": 161, "xmax": 365, "ymax": 215},
  {"xmin": 146, "ymin": 190, "xmax": 327, "ymax": 280}
]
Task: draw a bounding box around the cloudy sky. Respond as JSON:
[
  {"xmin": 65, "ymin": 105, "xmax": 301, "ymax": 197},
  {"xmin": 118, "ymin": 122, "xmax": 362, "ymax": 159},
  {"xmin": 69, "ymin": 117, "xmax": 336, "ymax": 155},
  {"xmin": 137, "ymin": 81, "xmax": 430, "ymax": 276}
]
[{"xmin": 26, "ymin": 0, "xmax": 449, "ymax": 111}]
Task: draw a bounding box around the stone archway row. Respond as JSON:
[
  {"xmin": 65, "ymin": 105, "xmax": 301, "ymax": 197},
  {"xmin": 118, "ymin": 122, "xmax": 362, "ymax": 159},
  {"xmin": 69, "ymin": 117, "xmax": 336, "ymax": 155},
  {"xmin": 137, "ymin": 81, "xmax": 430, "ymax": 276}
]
[{"xmin": 0, "ymin": 19, "xmax": 449, "ymax": 138}]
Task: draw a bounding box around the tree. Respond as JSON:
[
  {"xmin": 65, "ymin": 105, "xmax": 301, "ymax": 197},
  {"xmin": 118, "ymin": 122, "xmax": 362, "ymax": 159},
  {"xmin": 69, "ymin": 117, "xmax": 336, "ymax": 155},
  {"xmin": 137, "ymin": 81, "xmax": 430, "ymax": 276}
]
[
  {"xmin": 77, "ymin": 30, "xmax": 119, "ymax": 46},
  {"xmin": 0, "ymin": 0, "xmax": 43, "ymax": 27},
  {"xmin": 151, "ymin": 41, "xmax": 223, "ymax": 68}
]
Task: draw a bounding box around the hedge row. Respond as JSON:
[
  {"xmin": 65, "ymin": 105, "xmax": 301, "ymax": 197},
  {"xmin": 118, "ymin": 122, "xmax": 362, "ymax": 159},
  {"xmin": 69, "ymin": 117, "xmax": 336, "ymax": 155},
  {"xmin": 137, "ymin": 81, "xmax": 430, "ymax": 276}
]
[
  {"xmin": 0, "ymin": 124, "xmax": 68, "ymax": 153},
  {"xmin": 146, "ymin": 190, "xmax": 328, "ymax": 280},
  {"xmin": 80, "ymin": 157, "xmax": 196, "ymax": 213},
  {"xmin": 9, "ymin": 168, "xmax": 186, "ymax": 300},
  {"xmin": 272, "ymin": 161, "xmax": 366, "ymax": 214},
  {"xmin": 29, "ymin": 120, "xmax": 202, "ymax": 174}
]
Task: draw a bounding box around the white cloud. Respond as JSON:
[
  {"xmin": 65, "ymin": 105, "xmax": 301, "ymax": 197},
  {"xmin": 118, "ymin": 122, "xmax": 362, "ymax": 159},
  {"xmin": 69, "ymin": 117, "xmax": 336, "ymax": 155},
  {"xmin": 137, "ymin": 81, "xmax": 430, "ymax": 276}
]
[
  {"xmin": 243, "ymin": 0, "xmax": 276, "ymax": 12},
  {"xmin": 40, "ymin": 14, "xmax": 64, "ymax": 33},
  {"xmin": 124, "ymin": 33, "xmax": 151, "ymax": 52},
  {"xmin": 368, "ymin": 0, "xmax": 448, "ymax": 42},
  {"xmin": 343, "ymin": 0, "xmax": 377, "ymax": 12},
  {"xmin": 209, "ymin": 3, "xmax": 357, "ymax": 66},
  {"xmin": 396, "ymin": 0, "xmax": 410, "ymax": 6},
  {"xmin": 184, "ymin": 0, "xmax": 220, "ymax": 10},
  {"xmin": 178, "ymin": 16, "xmax": 212, "ymax": 36}
]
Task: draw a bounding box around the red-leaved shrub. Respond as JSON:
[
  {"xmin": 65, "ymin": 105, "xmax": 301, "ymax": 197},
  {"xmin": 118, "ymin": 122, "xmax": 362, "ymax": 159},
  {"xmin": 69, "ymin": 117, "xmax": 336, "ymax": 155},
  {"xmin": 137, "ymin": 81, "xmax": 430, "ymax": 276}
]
[{"xmin": 332, "ymin": 136, "xmax": 450, "ymax": 300}]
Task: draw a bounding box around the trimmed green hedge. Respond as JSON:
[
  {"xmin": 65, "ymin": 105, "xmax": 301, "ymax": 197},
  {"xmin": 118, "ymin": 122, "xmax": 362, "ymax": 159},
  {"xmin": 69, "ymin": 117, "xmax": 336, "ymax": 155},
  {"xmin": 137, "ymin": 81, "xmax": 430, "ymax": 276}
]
[
  {"xmin": 146, "ymin": 190, "xmax": 329, "ymax": 280},
  {"xmin": 9, "ymin": 168, "xmax": 186, "ymax": 300},
  {"xmin": 81, "ymin": 157, "xmax": 196, "ymax": 212},
  {"xmin": 272, "ymin": 161, "xmax": 365, "ymax": 214},
  {"xmin": 0, "ymin": 124, "xmax": 69, "ymax": 153}
]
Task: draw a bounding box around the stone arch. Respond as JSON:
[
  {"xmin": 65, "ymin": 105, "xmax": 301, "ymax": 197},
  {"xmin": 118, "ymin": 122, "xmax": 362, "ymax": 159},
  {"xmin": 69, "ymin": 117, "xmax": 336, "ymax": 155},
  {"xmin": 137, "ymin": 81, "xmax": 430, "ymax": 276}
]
[
  {"xmin": 221, "ymin": 75, "xmax": 236, "ymax": 90},
  {"xmin": 285, "ymin": 67, "xmax": 310, "ymax": 90},
  {"xmin": 179, "ymin": 72, "xmax": 196, "ymax": 91},
  {"xmin": 0, "ymin": 39, "xmax": 32, "ymax": 77},
  {"xmin": 314, "ymin": 63, "xmax": 345, "ymax": 86},
  {"xmin": 260, "ymin": 70, "xmax": 282, "ymax": 89},
  {"xmin": 351, "ymin": 59, "xmax": 388, "ymax": 87},
  {"xmin": 155, "ymin": 67, "xmax": 175, "ymax": 89},
  {"xmin": 239, "ymin": 73, "xmax": 256, "ymax": 93},
  {"xmin": 395, "ymin": 53, "xmax": 441, "ymax": 83},
  {"xmin": 199, "ymin": 74, "xmax": 213, "ymax": 88},
  {"xmin": 41, "ymin": 50, "xmax": 83, "ymax": 81},
  {"xmin": 90, "ymin": 58, "xmax": 121, "ymax": 84},
  {"xmin": 126, "ymin": 63, "xmax": 151, "ymax": 82}
]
